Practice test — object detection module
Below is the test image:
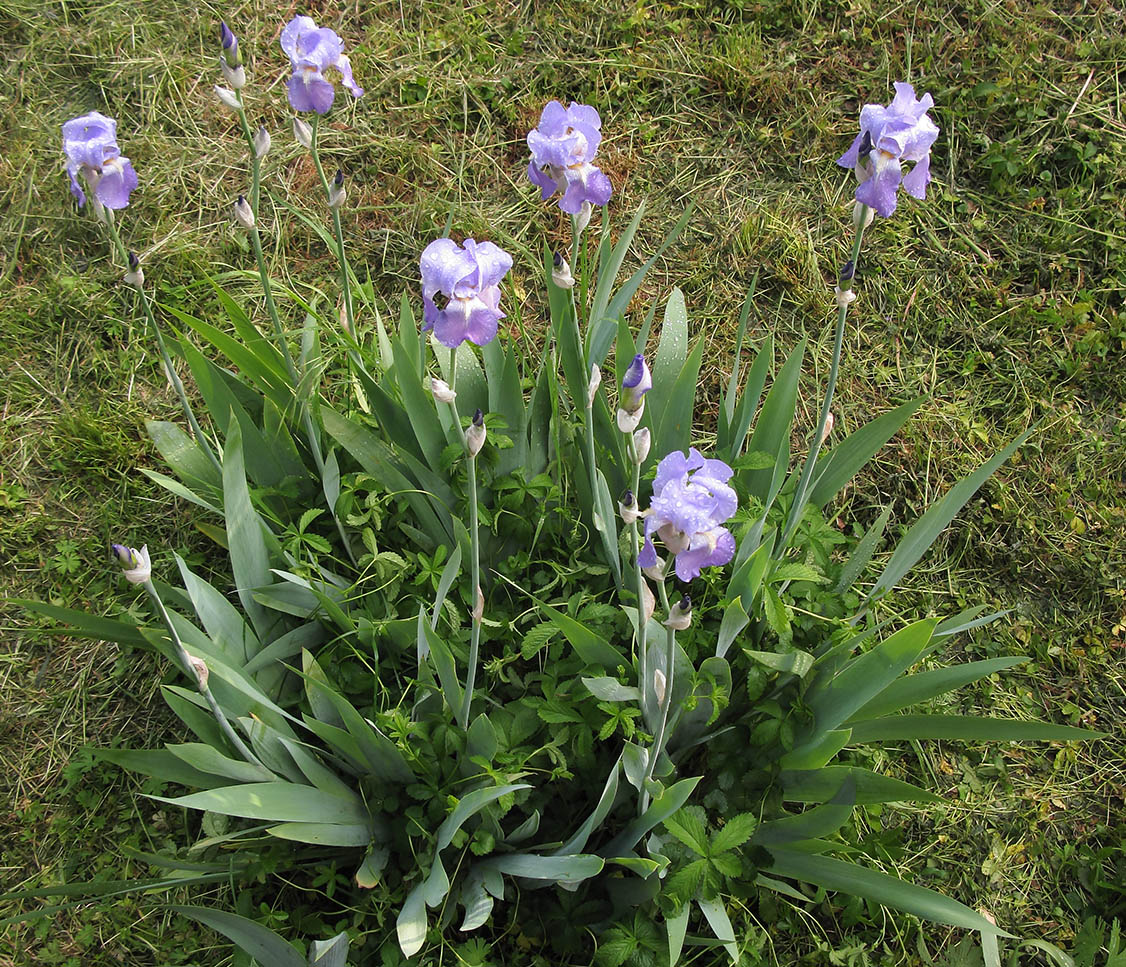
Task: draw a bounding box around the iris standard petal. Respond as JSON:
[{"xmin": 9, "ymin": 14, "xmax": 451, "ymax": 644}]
[
  {"xmin": 420, "ymin": 238, "xmax": 478, "ymax": 301},
  {"xmin": 280, "ymin": 15, "xmax": 319, "ymax": 63},
  {"xmin": 463, "ymin": 240, "xmax": 514, "ymax": 292}
]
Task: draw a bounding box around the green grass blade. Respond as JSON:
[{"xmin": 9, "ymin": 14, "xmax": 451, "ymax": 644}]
[
  {"xmin": 171, "ymin": 906, "xmax": 306, "ymax": 967},
  {"xmin": 846, "ymin": 657, "xmax": 1028, "ymax": 721},
  {"xmin": 847, "ymin": 715, "xmax": 1104, "ymax": 743},
  {"xmin": 869, "ymin": 429, "xmax": 1034, "ymax": 602}
]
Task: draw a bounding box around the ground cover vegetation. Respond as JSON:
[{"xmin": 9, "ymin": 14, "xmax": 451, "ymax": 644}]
[{"xmin": 1, "ymin": 1, "xmax": 1124, "ymax": 965}]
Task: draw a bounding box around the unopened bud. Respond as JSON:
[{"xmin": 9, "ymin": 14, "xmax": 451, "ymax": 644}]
[
  {"xmin": 124, "ymin": 251, "xmax": 144, "ymax": 288},
  {"xmin": 219, "ymin": 22, "xmax": 241, "ymax": 67},
  {"xmin": 587, "ymin": 364, "xmax": 601, "ymax": 407},
  {"xmin": 574, "ymin": 200, "xmax": 594, "ymax": 236},
  {"xmin": 857, "ymin": 129, "xmax": 873, "ymax": 162},
  {"xmin": 110, "ymin": 543, "xmax": 151, "ymax": 584},
  {"xmin": 233, "ymin": 195, "xmax": 255, "ymax": 229},
  {"xmin": 221, "ymin": 60, "xmax": 246, "ymax": 90},
  {"xmin": 465, "ymin": 409, "xmax": 486, "ymax": 457},
  {"xmin": 189, "ymin": 655, "xmax": 210, "ymax": 690},
  {"xmin": 328, "ymin": 169, "xmax": 346, "ymax": 208},
  {"xmin": 833, "ymin": 285, "xmax": 857, "ymax": 308},
  {"xmin": 472, "ymin": 586, "xmax": 484, "ymax": 624},
  {"xmin": 653, "ymin": 668, "xmax": 667, "ymax": 705},
  {"xmin": 666, "ymin": 594, "xmax": 692, "ymax": 631},
  {"xmin": 821, "ymin": 412, "xmax": 835, "ymax": 444},
  {"xmin": 632, "ymin": 427, "xmax": 650, "ymax": 464},
  {"xmin": 214, "ymin": 85, "xmax": 241, "ymax": 110},
  {"xmin": 430, "ymin": 377, "xmax": 456, "ymax": 404},
  {"xmin": 616, "ymin": 405, "xmax": 644, "ymax": 433},
  {"xmin": 253, "ymin": 126, "xmax": 271, "ymax": 159},
  {"xmin": 293, "ymin": 116, "xmax": 313, "ymax": 149},
  {"xmin": 839, "ymin": 260, "xmax": 855, "ymax": 283},
  {"xmin": 640, "ymin": 579, "xmax": 655, "ymax": 625},
  {"xmin": 551, "ymin": 252, "xmax": 575, "ymax": 288},
  {"xmin": 619, "ymin": 489, "xmax": 641, "ymax": 524}
]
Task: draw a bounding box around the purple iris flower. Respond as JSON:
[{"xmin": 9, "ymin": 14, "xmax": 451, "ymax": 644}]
[
  {"xmin": 838, "ymin": 82, "xmax": 939, "ymax": 218},
  {"xmin": 527, "ymin": 100, "xmax": 613, "ymax": 214},
  {"xmin": 621, "ymin": 354, "xmax": 652, "ymax": 412},
  {"xmin": 280, "ymin": 16, "xmax": 364, "ymax": 114},
  {"xmin": 420, "ymin": 238, "xmax": 513, "ymax": 348},
  {"xmin": 62, "ymin": 112, "xmax": 138, "ymax": 210},
  {"xmin": 637, "ymin": 449, "xmax": 737, "ymax": 582}
]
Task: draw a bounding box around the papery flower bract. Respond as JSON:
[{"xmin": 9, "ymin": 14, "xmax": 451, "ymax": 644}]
[
  {"xmin": 527, "ymin": 100, "xmax": 613, "ymax": 214},
  {"xmin": 637, "ymin": 449, "xmax": 737, "ymax": 582},
  {"xmin": 838, "ymin": 82, "xmax": 939, "ymax": 218},
  {"xmin": 420, "ymin": 237, "xmax": 513, "ymax": 348},
  {"xmin": 111, "ymin": 543, "xmax": 151, "ymax": 584},
  {"xmin": 62, "ymin": 112, "xmax": 138, "ymax": 210},
  {"xmin": 280, "ymin": 15, "xmax": 363, "ymax": 114}
]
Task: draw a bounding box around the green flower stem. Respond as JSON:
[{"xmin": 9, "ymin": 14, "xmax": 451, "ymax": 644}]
[
  {"xmin": 443, "ymin": 347, "xmax": 484, "ymax": 731},
  {"xmin": 639, "ymin": 574, "xmax": 676, "ymax": 815},
  {"xmin": 102, "ymin": 213, "xmax": 222, "ymax": 476},
  {"xmin": 309, "ymin": 114, "xmax": 356, "ymax": 340},
  {"xmin": 779, "ymin": 204, "xmax": 870, "ymax": 551},
  {"xmin": 142, "ymin": 579, "xmax": 263, "ymax": 768},
  {"xmin": 233, "ymin": 98, "xmax": 261, "ymax": 216},
  {"xmin": 626, "ymin": 435, "xmax": 647, "ymax": 705}
]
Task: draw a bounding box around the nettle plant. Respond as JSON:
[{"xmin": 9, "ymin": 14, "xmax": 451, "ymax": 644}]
[{"xmin": 20, "ymin": 18, "xmax": 1099, "ymax": 967}]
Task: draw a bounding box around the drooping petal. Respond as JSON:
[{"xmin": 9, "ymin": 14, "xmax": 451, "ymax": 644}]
[
  {"xmin": 287, "ymin": 72, "xmax": 336, "ymax": 113},
  {"xmin": 837, "ymin": 131, "xmax": 866, "ymax": 170},
  {"xmin": 67, "ymin": 165, "xmax": 87, "ymax": 206},
  {"xmin": 674, "ymin": 528, "xmax": 735, "ymax": 581},
  {"xmin": 637, "ymin": 536, "xmax": 658, "ymax": 570},
  {"xmin": 855, "ymin": 155, "xmax": 903, "ymax": 218},
  {"xmin": 422, "ymin": 294, "xmax": 440, "ymax": 331},
  {"xmin": 558, "ymin": 163, "xmax": 612, "ymax": 214},
  {"xmin": 335, "ymin": 53, "xmax": 364, "ymax": 98},
  {"xmin": 900, "ymin": 154, "xmax": 931, "ymax": 199},
  {"xmin": 527, "ymin": 160, "xmax": 561, "ymax": 200},
  {"xmin": 95, "ymin": 156, "xmax": 138, "ymax": 209},
  {"xmin": 431, "ymin": 296, "xmax": 500, "ymax": 348}
]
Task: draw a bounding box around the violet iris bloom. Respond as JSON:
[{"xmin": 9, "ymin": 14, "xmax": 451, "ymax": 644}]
[
  {"xmin": 527, "ymin": 100, "xmax": 613, "ymax": 214},
  {"xmin": 838, "ymin": 82, "xmax": 939, "ymax": 218},
  {"xmin": 280, "ymin": 16, "xmax": 363, "ymax": 114},
  {"xmin": 62, "ymin": 112, "xmax": 138, "ymax": 210},
  {"xmin": 420, "ymin": 238, "xmax": 513, "ymax": 348},
  {"xmin": 637, "ymin": 449, "xmax": 737, "ymax": 582}
]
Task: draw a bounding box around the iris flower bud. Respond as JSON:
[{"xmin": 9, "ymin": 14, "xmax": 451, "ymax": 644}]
[
  {"xmin": 328, "ymin": 169, "xmax": 346, "ymax": 208},
  {"xmin": 632, "ymin": 427, "xmax": 650, "ymax": 464},
  {"xmin": 124, "ymin": 251, "xmax": 144, "ymax": 288},
  {"xmin": 666, "ymin": 594, "xmax": 692, "ymax": 631},
  {"xmin": 430, "ymin": 377, "xmax": 456, "ymax": 404},
  {"xmin": 253, "ymin": 126, "xmax": 271, "ymax": 159},
  {"xmin": 551, "ymin": 251, "xmax": 575, "ymax": 289},
  {"xmin": 293, "ymin": 116, "xmax": 313, "ymax": 149},
  {"xmin": 619, "ymin": 488, "xmax": 641, "ymax": 524},
  {"xmin": 233, "ymin": 195, "xmax": 255, "ymax": 229},
  {"xmin": 111, "ymin": 544, "xmax": 151, "ymax": 584},
  {"xmin": 653, "ymin": 668, "xmax": 667, "ymax": 705},
  {"xmin": 587, "ymin": 364, "xmax": 601, "ymax": 407},
  {"xmin": 214, "ymin": 85, "xmax": 241, "ymax": 110},
  {"xmin": 465, "ymin": 409, "xmax": 486, "ymax": 457},
  {"xmin": 189, "ymin": 655, "xmax": 210, "ymax": 689}
]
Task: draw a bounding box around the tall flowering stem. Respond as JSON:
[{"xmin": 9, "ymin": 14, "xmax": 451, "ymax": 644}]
[
  {"xmin": 639, "ymin": 576, "xmax": 681, "ymax": 815},
  {"xmin": 102, "ymin": 214, "xmax": 222, "ymax": 475},
  {"xmin": 779, "ymin": 209, "xmax": 869, "ymax": 550},
  {"xmin": 308, "ymin": 114, "xmax": 356, "ymax": 341},
  {"xmin": 109, "ymin": 546, "xmax": 262, "ymax": 768},
  {"xmin": 439, "ymin": 349, "xmax": 484, "ymax": 731}
]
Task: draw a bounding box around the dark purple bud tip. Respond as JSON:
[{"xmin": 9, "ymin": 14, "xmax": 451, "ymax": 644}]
[
  {"xmin": 334, "ymin": 169, "xmax": 344, "ymax": 187},
  {"xmin": 110, "ymin": 544, "xmax": 132, "ymax": 566},
  {"xmin": 678, "ymin": 594, "xmax": 691, "ymax": 612},
  {"xmin": 472, "ymin": 408, "xmax": 484, "ymax": 427},
  {"xmin": 237, "ymin": 194, "xmax": 246, "ymax": 205},
  {"xmin": 128, "ymin": 251, "xmax": 140, "ymax": 270},
  {"xmin": 220, "ymin": 21, "xmax": 236, "ymax": 50},
  {"xmin": 620, "ymin": 488, "xmax": 634, "ymax": 507},
  {"xmin": 552, "ymin": 251, "xmax": 564, "ymax": 268},
  {"xmin": 839, "ymin": 260, "xmax": 855, "ymax": 282},
  {"xmin": 857, "ymin": 130, "xmax": 873, "ymax": 160}
]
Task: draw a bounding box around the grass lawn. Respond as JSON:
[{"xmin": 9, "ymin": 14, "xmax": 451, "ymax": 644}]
[{"xmin": 2, "ymin": 0, "xmax": 1124, "ymax": 963}]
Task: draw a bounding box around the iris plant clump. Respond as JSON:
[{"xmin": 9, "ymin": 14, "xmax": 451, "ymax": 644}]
[{"xmin": 49, "ymin": 41, "xmax": 1102, "ymax": 967}]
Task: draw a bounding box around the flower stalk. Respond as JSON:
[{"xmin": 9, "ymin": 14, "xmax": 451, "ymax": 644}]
[
  {"xmin": 102, "ymin": 214, "xmax": 222, "ymax": 475},
  {"xmin": 309, "ymin": 114, "xmax": 356, "ymax": 341}
]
